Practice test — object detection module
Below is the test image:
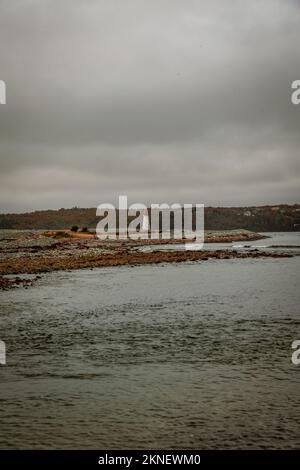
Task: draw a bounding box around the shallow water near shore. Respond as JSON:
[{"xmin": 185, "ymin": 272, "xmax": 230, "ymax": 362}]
[
  {"xmin": 0, "ymin": 237, "xmax": 300, "ymax": 448},
  {"xmin": 140, "ymin": 232, "xmax": 300, "ymax": 252}
]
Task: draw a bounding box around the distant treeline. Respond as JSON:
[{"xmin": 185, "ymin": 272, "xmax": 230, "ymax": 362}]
[{"xmin": 0, "ymin": 204, "xmax": 300, "ymax": 232}]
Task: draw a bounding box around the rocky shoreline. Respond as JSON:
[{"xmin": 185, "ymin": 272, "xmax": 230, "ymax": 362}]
[{"xmin": 0, "ymin": 229, "xmax": 295, "ymax": 290}]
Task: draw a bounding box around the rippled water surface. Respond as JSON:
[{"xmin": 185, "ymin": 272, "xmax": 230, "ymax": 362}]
[{"xmin": 0, "ymin": 235, "xmax": 300, "ymax": 449}]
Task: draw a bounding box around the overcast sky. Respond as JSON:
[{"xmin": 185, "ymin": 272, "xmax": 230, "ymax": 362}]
[{"xmin": 0, "ymin": 0, "xmax": 299, "ymax": 212}]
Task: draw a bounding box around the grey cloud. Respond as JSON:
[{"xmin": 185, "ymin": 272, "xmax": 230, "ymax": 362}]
[{"xmin": 0, "ymin": 0, "xmax": 299, "ymax": 212}]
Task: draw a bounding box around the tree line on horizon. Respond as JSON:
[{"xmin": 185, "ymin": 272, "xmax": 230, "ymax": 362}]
[{"xmin": 0, "ymin": 205, "xmax": 299, "ymax": 232}]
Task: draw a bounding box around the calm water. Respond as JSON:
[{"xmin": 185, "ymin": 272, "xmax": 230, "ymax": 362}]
[
  {"xmin": 0, "ymin": 235, "xmax": 300, "ymax": 449},
  {"xmin": 140, "ymin": 232, "xmax": 300, "ymax": 252}
]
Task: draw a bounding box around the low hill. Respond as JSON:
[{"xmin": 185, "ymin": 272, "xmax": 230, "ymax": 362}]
[{"xmin": 0, "ymin": 204, "xmax": 299, "ymax": 231}]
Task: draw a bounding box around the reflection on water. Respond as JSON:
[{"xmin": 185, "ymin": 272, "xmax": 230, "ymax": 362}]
[{"xmin": 0, "ymin": 250, "xmax": 300, "ymax": 448}]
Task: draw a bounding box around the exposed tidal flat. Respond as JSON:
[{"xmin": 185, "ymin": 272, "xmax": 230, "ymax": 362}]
[
  {"xmin": 0, "ymin": 229, "xmax": 297, "ymax": 289},
  {"xmin": 0, "ymin": 232, "xmax": 300, "ymax": 449}
]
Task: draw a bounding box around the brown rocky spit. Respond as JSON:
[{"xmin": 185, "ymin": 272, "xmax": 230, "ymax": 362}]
[{"xmin": 0, "ymin": 230, "xmax": 295, "ymax": 290}]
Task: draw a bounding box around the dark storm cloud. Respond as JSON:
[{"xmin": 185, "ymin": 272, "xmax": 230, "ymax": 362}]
[{"xmin": 0, "ymin": 0, "xmax": 299, "ymax": 211}]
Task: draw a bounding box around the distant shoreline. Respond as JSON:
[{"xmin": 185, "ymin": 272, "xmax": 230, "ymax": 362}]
[{"xmin": 1, "ymin": 204, "xmax": 299, "ymax": 232}]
